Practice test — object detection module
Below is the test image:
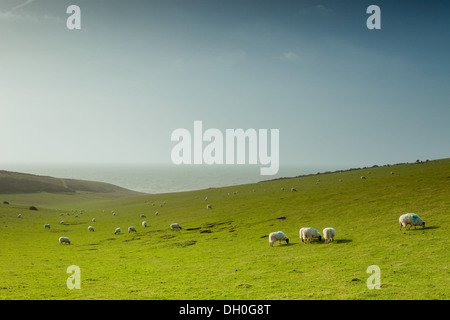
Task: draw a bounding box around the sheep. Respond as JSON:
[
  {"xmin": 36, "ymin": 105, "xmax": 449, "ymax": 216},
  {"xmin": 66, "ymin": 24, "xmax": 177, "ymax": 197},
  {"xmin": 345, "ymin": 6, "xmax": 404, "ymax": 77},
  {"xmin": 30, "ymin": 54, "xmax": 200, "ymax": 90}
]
[
  {"xmin": 399, "ymin": 213, "xmax": 425, "ymax": 231},
  {"xmin": 361, "ymin": 176, "xmax": 366, "ymax": 180},
  {"xmin": 59, "ymin": 236, "xmax": 70, "ymax": 245},
  {"xmin": 301, "ymin": 227, "xmax": 322, "ymax": 244},
  {"xmin": 170, "ymin": 223, "xmax": 182, "ymax": 231},
  {"xmin": 269, "ymin": 231, "xmax": 289, "ymax": 247},
  {"xmin": 114, "ymin": 227, "xmax": 121, "ymax": 235},
  {"xmin": 291, "ymin": 188, "xmax": 297, "ymax": 192},
  {"xmin": 299, "ymin": 227, "xmax": 306, "ymax": 242},
  {"xmin": 323, "ymin": 227, "xmax": 336, "ymax": 244},
  {"xmin": 44, "ymin": 224, "xmax": 50, "ymax": 229},
  {"xmin": 155, "ymin": 211, "xmax": 159, "ymax": 216},
  {"xmin": 140, "ymin": 214, "xmax": 146, "ymax": 218},
  {"xmin": 128, "ymin": 226, "xmax": 136, "ymax": 233},
  {"xmin": 206, "ymin": 204, "xmax": 212, "ymax": 209},
  {"xmin": 88, "ymin": 226, "xmax": 95, "ymax": 232},
  {"xmin": 142, "ymin": 221, "xmax": 147, "ymax": 228},
  {"xmin": 92, "ymin": 218, "xmax": 96, "ymax": 222},
  {"xmin": 17, "ymin": 214, "xmax": 22, "ymax": 218},
  {"xmin": 60, "ymin": 220, "xmax": 64, "ymax": 224}
]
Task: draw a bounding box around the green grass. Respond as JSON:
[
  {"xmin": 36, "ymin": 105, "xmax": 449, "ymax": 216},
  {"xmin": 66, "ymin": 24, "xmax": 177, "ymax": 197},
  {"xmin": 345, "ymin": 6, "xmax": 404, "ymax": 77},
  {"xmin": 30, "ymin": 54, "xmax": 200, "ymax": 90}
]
[{"xmin": 0, "ymin": 159, "xmax": 449, "ymax": 299}]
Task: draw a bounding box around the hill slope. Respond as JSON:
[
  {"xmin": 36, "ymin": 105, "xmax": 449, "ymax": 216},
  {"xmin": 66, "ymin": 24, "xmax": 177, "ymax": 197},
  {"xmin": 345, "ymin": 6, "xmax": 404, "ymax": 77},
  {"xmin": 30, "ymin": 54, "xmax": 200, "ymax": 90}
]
[
  {"xmin": 0, "ymin": 170, "xmax": 143, "ymax": 197},
  {"xmin": 0, "ymin": 158, "xmax": 448, "ymax": 300}
]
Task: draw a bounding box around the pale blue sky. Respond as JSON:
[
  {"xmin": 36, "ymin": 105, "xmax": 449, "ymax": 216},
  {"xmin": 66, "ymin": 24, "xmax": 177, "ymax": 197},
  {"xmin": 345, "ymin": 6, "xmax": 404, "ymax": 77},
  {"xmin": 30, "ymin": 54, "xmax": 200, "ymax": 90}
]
[{"xmin": 0, "ymin": 0, "xmax": 449, "ymax": 169}]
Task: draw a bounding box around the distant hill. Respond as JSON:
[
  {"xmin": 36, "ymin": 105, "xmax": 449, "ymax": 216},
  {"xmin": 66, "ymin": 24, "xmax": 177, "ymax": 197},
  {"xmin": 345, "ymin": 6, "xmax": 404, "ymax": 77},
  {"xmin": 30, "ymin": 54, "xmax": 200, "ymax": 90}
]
[{"xmin": 0, "ymin": 170, "xmax": 144, "ymax": 197}]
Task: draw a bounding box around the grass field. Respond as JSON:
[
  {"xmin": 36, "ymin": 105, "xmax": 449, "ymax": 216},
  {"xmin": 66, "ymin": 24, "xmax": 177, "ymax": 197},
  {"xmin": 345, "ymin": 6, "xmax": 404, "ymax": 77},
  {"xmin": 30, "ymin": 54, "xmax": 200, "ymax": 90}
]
[{"xmin": 0, "ymin": 159, "xmax": 449, "ymax": 300}]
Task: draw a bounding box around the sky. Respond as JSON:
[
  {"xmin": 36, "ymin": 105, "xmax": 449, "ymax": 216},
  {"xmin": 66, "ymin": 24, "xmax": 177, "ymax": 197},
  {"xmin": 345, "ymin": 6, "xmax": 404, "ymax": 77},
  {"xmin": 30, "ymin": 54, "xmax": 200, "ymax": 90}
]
[{"xmin": 0, "ymin": 0, "xmax": 449, "ymax": 170}]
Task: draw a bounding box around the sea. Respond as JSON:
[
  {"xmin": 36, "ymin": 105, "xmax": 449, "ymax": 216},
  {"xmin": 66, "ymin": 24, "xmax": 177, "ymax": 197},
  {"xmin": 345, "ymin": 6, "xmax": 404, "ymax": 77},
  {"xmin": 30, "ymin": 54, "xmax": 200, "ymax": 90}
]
[{"xmin": 0, "ymin": 163, "xmax": 350, "ymax": 194}]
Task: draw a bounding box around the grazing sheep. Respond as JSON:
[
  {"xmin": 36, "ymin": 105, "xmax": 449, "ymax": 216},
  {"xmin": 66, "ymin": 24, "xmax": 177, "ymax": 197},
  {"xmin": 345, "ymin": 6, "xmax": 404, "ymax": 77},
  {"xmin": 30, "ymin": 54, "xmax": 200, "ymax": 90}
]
[
  {"xmin": 301, "ymin": 227, "xmax": 322, "ymax": 244},
  {"xmin": 269, "ymin": 231, "xmax": 289, "ymax": 247},
  {"xmin": 114, "ymin": 227, "xmax": 121, "ymax": 235},
  {"xmin": 128, "ymin": 226, "xmax": 137, "ymax": 233},
  {"xmin": 44, "ymin": 224, "xmax": 50, "ymax": 229},
  {"xmin": 291, "ymin": 188, "xmax": 297, "ymax": 192},
  {"xmin": 140, "ymin": 214, "xmax": 146, "ymax": 218},
  {"xmin": 92, "ymin": 218, "xmax": 96, "ymax": 222},
  {"xmin": 399, "ymin": 213, "xmax": 425, "ymax": 231},
  {"xmin": 59, "ymin": 236, "xmax": 70, "ymax": 245},
  {"xmin": 361, "ymin": 176, "xmax": 366, "ymax": 180},
  {"xmin": 142, "ymin": 221, "xmax": 147, "ymax": 227},
  {"xmin": 299, "ymin": 227, "xmax": 306, "ymax": 242},
  {"xmin": 206, "ymin": 204, "xmax": 212, "ymax": 209},
  {"xmin": 205, "ymin": 197, "xmax": 208, "ymax": 201},
  {"xmin": 88, "ymin": 226, "xmax": 95, "ymax": 232},
  {"xmin": 17, "ymin": 214, "xmax": 22, "ymax": 218},
  {"xmin": 390, "ymin": 172, "xmax": 395, "ymax": 175},
  {"xmin": 323, "ymin": 227, "xmax": 336, "ymax": 244},
  {"xmin": 60, "ymin": 221, "xmax": 64, "ymax": 224},
  {"xmin": 155, "ymin": 211, "xmax": 159, "ymax": 216},
  {"xmin": 170, "ymin": 223, "xmax": 182, "ymax": 231}
]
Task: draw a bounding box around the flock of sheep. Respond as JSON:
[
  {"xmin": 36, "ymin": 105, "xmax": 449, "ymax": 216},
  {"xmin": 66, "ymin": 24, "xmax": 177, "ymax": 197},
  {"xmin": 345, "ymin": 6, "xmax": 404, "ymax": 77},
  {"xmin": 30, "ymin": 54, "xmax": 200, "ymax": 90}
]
[
  {"xmin": 55, "ymin": 210, "xmax": 426, "ymax": 247},
  {"xmin": 268, "ymin": 212, "xmax": 426, "ymax": 247},
  {"xmin": 40, "ymin": 207, "xmax": 183, "ymax": 245},
  {"xmin": 30, "ymin": 171, "xmax": 427, "ymax": 247}
]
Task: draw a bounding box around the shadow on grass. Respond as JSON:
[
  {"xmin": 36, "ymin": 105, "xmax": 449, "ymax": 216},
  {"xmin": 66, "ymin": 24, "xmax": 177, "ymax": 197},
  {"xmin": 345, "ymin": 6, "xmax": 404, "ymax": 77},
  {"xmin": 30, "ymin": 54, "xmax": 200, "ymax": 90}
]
[
  {"xmin": 273, "ymin": 239, "xmax": 353, "ymax": 246},
  {"xmin": 408, "ymin": 226, "xmax": 439, "ymax": 231},
  {"xmin": 334, "ymin": 239, "xmax": 352, "ymax": 244}
]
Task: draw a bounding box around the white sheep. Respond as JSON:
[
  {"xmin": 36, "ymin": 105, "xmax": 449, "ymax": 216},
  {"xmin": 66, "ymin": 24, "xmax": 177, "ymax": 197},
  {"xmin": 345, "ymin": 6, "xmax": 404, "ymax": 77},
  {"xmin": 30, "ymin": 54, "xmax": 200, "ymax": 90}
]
[
  {"xmin": 92, "ymin": 218, "xmax": 96, "ymax": 222},
  {"xmin": 142, "ymin": 221, "xmax": 147, "ymax": 227},
  {"xmin": 44, "ymin": 224, "xmax": 50, "ymax": 229},
  {"xmin": 114, "ymin": 227, "xmax": 121, "ymax": 235},
  {"xmin": 301, "ymin": 227, "xmax": 322, "ymax": 244},
  {"xmin": 291, "ymin": 187, "xmax": 297, "ymax": 192},
  {"xmin": 269, "ymin": 231, "xmax": 289, "ymax": 247},
  {"xmin": 88, "ymin": 226, "xmax": 95, "ymax": 232},
  {"xmin": 155, "ymin": 211, "xmax": 159, "ymax": 216},
  {"xmin": 361, "ymin": 176, "xmax": 366, "ymax": 180},
  {"xmin": 170, "ymin": 223, "xmax": 182, "ymax": 231},
  {"xmin": 17, "ymin": 214, "xmax": 22, "ymax": 218},
  {"xmin": 399, "ymin": 213, "xmax": 425, "ymax": 231},
  {"xmin": 206, "ymin": 204, "xmax": 212, "ymax": 209},
  {"xmin": 140, "ymin": 214, "xmax": 146, "ymax": 218},
  {"xmin": 128, "ymin": 226, "xmax": 136, "ymax": 233},
  {"xmin": 323, "ymin": 227, "xmax": 336, "ymax": 244},
  {"xmin": 59, "ymin": 236, "xmax": 70, "ymax": 245},
  {"xmin": 299, "ymin": 227, "xmax": 306, "ymax": 242},
  {"xmin": 60, "ymin": 220, "xmax": 64, "ymax": 224}
]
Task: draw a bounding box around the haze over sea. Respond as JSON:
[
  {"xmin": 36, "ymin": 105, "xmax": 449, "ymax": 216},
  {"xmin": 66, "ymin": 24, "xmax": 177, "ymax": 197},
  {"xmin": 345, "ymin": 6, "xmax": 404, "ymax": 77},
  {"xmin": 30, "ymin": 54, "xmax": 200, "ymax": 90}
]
[{"xmin": 0, "ymin": 163, "xmax": 352, "ymax": 194}]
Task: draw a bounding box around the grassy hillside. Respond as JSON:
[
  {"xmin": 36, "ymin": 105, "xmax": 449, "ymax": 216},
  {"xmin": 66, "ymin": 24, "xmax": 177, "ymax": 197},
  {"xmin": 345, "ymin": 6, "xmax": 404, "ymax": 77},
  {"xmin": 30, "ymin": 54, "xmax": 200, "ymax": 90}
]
[
  {"xmin": 0, "ymin": 170, "xmax": 143, "ymax": 197},
  {"xmin": 0, "ymin": 159, "xmax": 448, "ymax": 299}
]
